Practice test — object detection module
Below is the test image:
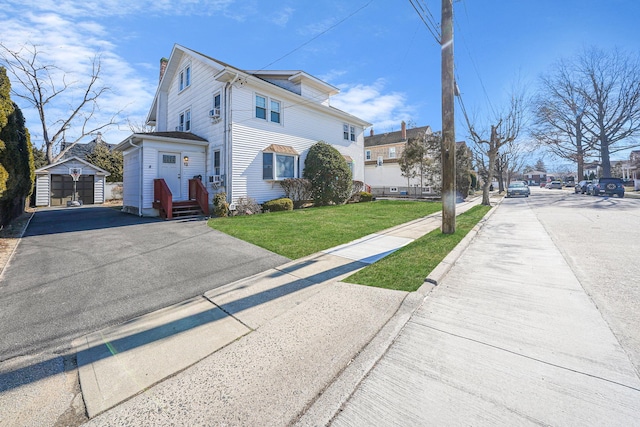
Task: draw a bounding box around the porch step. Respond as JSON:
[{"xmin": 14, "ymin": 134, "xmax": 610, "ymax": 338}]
[{"xmin": 171, "ymin": 200, "xmax": 206, "ymax": 219}]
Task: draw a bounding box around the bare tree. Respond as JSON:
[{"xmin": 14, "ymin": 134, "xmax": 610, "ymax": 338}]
[
  {"xmin": 466, "ymin": 93, "xmax": 525, "ymax": 206},
  {"xmin": 578, "ymin": 47, "xmax": 640, "ymax": 177},
  {"xmin": 495, "ymin": 139, "xmax": 528, "ymax": 190},
  {"xmin": 532, "ymin": 58, "xmax": 595, "ymax": 179},
  {"xmin": 0, "ymin": 42, "xmax": 119, "ymax": 164}
]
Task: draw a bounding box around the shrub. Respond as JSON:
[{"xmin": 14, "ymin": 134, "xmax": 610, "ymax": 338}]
[
  {"xmin": 213, "ymin": 192, "xmax": 229, "ymax": 217},
  {"xmin": 233, "ymin": 196, "xmax": 262, "ymax": 216},
  {"xmin": 303, "ymin": 141, "xmax": 352, "ymax": 206},
  {"xmin": 263, "ymin": 197, "xmax": 293, "ymax": 212},
  {"xmin": 279, "ymin": 178, "xmax": 312, "ymax": 208},
  {"xmin": 359, "ymin": 191, "xmax": 373, "ymax": 202}
]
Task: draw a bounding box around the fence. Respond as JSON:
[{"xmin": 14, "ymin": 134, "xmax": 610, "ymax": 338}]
[{"xmin": 105, "ymin": 182, "xmax": 123, "ymax": 200}]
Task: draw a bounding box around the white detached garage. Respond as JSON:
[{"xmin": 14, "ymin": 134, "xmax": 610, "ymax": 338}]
[{"xmin": 35, "ymin": 157, "xmax": 111, "ymax": 207}]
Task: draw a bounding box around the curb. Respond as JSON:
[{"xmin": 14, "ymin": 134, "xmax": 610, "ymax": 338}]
[{"xmin": 295, "ymin": 199, "xmax": 501, "ymax": 426}]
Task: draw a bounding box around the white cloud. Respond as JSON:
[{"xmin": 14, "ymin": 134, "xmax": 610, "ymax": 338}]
[
  {"xmin": 2, "ymin": 0, "xmax": 238, "ymax": 18},
  {"xmin": 331, "ymin": 79, "xmax": 416, "ymax": 132},
  {"xmin": 271, "ymin": 7, "xmax": 294, "ymax": 26},
  {"xmin": 0, "ymin": 10, "xmax": 155, "ymax": 147}
]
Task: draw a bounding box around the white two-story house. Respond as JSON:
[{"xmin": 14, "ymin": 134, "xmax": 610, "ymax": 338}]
[{"xmin": 116, "ymin": 44, "xmax": 370, "ymax": 217}]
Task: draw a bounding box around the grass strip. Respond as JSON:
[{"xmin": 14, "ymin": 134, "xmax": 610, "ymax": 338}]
[
  {"xmin": 208, "ymin": 200, "xmax": 441, "ymax": 259},
  {"xmin": 344, "ymin": 205, "xmax": 492, "ymax": 292}
]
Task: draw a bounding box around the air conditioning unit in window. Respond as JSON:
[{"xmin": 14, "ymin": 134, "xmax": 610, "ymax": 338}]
[
  {"xmin": 377, "ymin": 156, "xmax": 384, "ymax": 167},
  {"xmin": 175, "ymin": 126, "xmax": 184, "ymax": 132},
  {"xmin": 209, "ymin": 108, "xmax": 221, "ymax": 119},
  {"xmin": 209, "ymin": 175, "xmax": 221, "ymax": 183}
]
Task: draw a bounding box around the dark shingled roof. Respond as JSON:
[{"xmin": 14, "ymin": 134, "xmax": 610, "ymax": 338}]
[
  {"xmin": 364, "ymin": 125, "xmax": 432, "ymax": 147},
  {"xmin": 61, "ymin": 134, "xmax": 117, "ymax": 160}
]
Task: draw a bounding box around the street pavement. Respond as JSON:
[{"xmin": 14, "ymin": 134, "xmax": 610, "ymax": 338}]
[
  {"xmin": 321, "ymin": 194, "xmax": 640, "ymax": 426},
  {"xmin": 2, "ymin": 192, "xmax": 640, "ymax": 426}
]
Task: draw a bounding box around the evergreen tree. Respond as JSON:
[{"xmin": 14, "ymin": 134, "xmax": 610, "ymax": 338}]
[
  {"xmin": 0, "ymin": 67, "xmax": 34, "ymax": 225},
  {"xmin": 303, "ymin": 141, "xmax": 352, "ymax": 206},
  {"xmin": 86, "ymin": 142, "xmax": 123, "ymax": 182}
]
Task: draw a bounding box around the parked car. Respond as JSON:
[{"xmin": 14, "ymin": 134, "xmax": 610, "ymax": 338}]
[
  {"xmin": 589, "ymin": 177, "xmax": 625, "ymax": 198},
  {"xmin": 546, "ymin": 181, "xmax": 563, "ymax": 189},
  {"xmin": 540, "ymin": 181, "xmax": 547, "ymax": 188},
  {"xmin": 506, "ymin": 181, "xmax": 530, "ymax": 198},
  {"xmin": 575, "ymin": 180, "xmax": 592, "ymax": 194}
]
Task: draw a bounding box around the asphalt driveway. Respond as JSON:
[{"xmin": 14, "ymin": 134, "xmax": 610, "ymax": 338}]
[{"xmin": 0, "ymin": 207, "xmax": 289, "ymax": 361}]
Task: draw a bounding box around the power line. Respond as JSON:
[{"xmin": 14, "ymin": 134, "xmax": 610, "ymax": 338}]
[
  {"xmin": 258, "ymin": 0, "xmax": 374, "ymax": 71},
  {"xmin": 408, "ymin": 0, "xmax": 441, "ymax": 45}
]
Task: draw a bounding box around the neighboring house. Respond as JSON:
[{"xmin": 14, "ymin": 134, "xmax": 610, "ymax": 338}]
[
  {"xmin": 34, "ymin": 156, "xmax": 110, "ymax": 206},
  {"xmin": 364, "ymin": 121, "xmax": 433, "ymax": 196},
  {"xmin": 61, "ymin": 132, "xmax": 117, "ymax": 160},
  {"xmin": 115, "ymin": 44, "xmax": 370, "ymax": 217},
  {"xmin": 524, "ymin": 170, "xmax": 547, "ymax": 185}
]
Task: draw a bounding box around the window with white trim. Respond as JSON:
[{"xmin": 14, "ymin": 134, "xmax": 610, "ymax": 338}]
[
  {"xmin": 178, "ymin": 109, "xmax": 191, "ymax": 132},
  {"xmin": 389, "ymin": 147, "xmax": 396, "ymax": 159},
  {"xmin": 263, "ymin": 152, "xmax": 297, "ymax": 180},
  {"xmin": 365, "ymin": 150, "xmax": 371, "ymax": 160},
  {"xmin": 213, "ymin": 150, "xmax": 221, "ymax": 176},
  {"xmin": 255, "ymin": 94, "xmax": 282, "ymax": 124},
  {"xmin": 343, "ymin": 123, "xmax": 355, "ymax": 141},
  {"xmin": 213, "ymin": 92, "xmax": 221, "ymax": 110},
  {"xmin": 179, "ymin": 65, "xmax": 191, "ymax": 91}
]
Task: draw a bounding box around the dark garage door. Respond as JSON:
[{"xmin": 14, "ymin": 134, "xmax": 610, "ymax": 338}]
[{"xmin": 51, "ymin": 175, "xmax": 95, "ymax": 206}]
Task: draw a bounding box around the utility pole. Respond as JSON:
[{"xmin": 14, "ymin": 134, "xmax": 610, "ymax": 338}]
[{"xmin": 441, "ymin": 0, "xmax": 456, "ymax": 234}]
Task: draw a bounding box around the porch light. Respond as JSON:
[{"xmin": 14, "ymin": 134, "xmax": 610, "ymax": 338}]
[{"xmin": 183, "ymin": 155, "xmax": 189, "ymax": 166}]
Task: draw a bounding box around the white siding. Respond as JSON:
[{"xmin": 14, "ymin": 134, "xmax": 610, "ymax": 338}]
[
  {"xmin": 142, "ymin": 147, "xmax": 158, "ymax": 210},
  {"xmin": 35, "ymin": 174, "xmax": 50, "ymax": 206},
  {"xmin": 94, "ymin": 176, "xmax": 105, "ymax": 203},
  {"xmin": 180, "ymin": 149, "xmax": 206, "ymax": 200},
  {"xmin": 228, "ymin": 84, "xmax": 365, "ymax": 204},
  {"xmin": 123, "ymin": 148, "xmax": 141, "ymax": 212},
  {"xmin": 166, "ymin": 55, "xmax": 224, "ymax": 138},
  {"xmin": 365, "ymin": 163, "xmax": 418, "ymax": 188}
]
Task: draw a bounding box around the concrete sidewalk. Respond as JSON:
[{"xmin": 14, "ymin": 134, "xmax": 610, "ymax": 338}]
[
  {"xmin": 315, "ymin": 197, "xmax": 640, "ymax": 426},
  {"xmin": 77, "ymin": 198, "xmax": 483, "ymax": 424}
]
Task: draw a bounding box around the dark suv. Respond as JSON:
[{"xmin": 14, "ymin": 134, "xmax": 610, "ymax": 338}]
[{"xmin": 589, "ymin": 177, "xmax": 625, "ymax": 198}]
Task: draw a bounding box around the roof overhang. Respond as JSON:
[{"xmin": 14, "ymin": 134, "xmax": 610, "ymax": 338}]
[
  {"xmin": 115, "ymin": 132, "xmax": 209, "ymax": 151},
  {"xmin": 35, "ymin": 156, "xmax": 111, "ymax": 175}
]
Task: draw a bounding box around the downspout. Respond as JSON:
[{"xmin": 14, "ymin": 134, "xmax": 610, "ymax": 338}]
[
  {"xmin": 127, "ymin": 137, "xmax": 143, "ymax": 216},
  {"xmin": 224, "ymin": 73, "xmax": 240, "ymax": 205}
]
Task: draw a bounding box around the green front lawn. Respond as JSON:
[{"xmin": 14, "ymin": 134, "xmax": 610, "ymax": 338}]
[
  {"xmin": 208, "ymin": 200, "xmax": 442, "ymax": 259},
  {"xmin": 344, "ymin": 205, "xmax": 492, "ymax": 292}
]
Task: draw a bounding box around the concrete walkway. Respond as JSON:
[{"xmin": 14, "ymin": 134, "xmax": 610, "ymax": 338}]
[
  {"xmin": 316, "ymin": 197, "xmax": 640, "ymax": 426},
  {"xmin": 78, "ymin": 198, "xmax": 483, "ymax": 422}
]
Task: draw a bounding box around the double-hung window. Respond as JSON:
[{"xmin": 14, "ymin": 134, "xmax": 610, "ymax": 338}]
[
  {"xmin": 213, "ymin": 150, "xmax": 221, "ymax": 176},
  {"xmin": 255, "ymin": 94, "xmax": 282, "ymax": 124},
  {"xmin": 365, "ymin": 150, "xmax": 371, "ymax": 161},
  {"xmin": 343, "ymin": 123, "xmax": 355, "ymax": 141},
  {"xmin": 389, "ymin": 147, "xmax": 396, "ymax": 159},
  {"xmin": 179, "ymin": 65, "xmax": 191, "ymax": 92},
  {"xmin": 178, "ymin": 109, "xmax": 191, "ymax": 132}
]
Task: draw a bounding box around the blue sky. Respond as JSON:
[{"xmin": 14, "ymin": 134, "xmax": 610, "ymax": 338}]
[{"xmin": 1, "ymin": 0, "xmax": 639, "ymax": 165}]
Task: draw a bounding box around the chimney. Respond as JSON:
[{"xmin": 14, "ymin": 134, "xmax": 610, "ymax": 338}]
[
  {"xmin": 159, "ymin": 57, "xmax": 169, "ymax": 83},
  {"xmin": 370, "ymin": 128, "xmax": 374, "ymax": 136},
  {"xmin": 95, "ymin": 132, "xmax": 102, "ymax": 144},
  {"xmin": 401, "ymin": 121, "xmax": 407, "ymax": 140}
]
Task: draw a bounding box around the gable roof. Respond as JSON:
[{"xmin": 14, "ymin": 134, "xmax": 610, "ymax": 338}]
[
  {"xmin": 147, "ymin": 44, "xmax": 370, "ymax": 128},
  {"xmin": 60, "ymin": 134, "xmax": 116, "ymax": 160},
  {"xmin": 365, "ymin": 125, "xmax": 432, "ymax": 147},
  {"xmin": 35, "ymin": 156, "xmax": 111, "ymax": 175}
]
